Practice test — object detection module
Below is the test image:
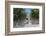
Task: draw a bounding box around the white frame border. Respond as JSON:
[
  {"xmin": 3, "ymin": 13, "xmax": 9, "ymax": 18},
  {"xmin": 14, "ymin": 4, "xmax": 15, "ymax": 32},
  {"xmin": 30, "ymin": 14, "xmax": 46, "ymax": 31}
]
[{"xmin": 10, "ymin": 5, "xmax": 43, "ymax": 32}]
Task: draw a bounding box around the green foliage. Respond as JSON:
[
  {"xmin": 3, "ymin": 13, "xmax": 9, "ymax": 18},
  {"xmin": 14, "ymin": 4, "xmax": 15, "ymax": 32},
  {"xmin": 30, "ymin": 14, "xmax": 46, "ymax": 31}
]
[
  {"xmin": 13, "ymin": 8, "xmax": 26, "ymax": 21},
  {"xmin": 31, "ymin": 9, "xmax": 39, "ymax": 19}
]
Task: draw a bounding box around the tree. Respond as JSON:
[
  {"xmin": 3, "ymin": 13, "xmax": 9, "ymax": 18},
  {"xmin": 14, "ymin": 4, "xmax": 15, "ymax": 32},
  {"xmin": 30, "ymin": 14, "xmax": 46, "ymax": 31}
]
[
  {"xmin": 31, "ymin": 9, "xmax": 39, "ymax": 19},
  {"xmin": 13, "ymin": 8, "xmax": 26, "ymax": 21}
]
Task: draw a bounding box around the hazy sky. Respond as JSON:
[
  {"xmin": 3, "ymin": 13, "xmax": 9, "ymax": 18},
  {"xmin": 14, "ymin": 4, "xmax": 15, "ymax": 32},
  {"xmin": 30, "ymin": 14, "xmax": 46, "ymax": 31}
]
[{"xmin": 24, "ymin": 8, "xmax": 32, "ymax": 14}]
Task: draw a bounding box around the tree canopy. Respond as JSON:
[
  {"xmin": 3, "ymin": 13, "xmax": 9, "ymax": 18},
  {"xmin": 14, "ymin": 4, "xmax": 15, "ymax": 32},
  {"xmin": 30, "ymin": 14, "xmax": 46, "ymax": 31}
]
[
  {"xmin": 13, "ymin": 8, "xmax": 26, "ymax": 21},
  {"xmin": 31, "ymin": 9, "xmax": 39, "ymax": 19}
]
